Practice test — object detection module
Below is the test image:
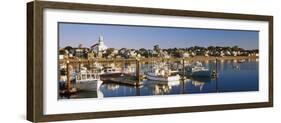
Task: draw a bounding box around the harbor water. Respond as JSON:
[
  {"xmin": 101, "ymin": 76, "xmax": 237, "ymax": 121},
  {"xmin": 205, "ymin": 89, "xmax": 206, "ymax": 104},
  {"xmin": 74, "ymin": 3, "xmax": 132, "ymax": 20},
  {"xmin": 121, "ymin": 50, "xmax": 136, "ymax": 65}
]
[{"xmin": 60, "ymin": 58, "xmax": 259, "ymax": 99}]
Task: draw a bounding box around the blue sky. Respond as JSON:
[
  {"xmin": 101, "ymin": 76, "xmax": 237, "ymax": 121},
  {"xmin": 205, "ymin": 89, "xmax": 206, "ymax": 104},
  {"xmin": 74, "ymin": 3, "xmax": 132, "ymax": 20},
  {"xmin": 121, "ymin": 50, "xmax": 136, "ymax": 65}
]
[{"xmin": 59, "ymin": 23, "xmax": 259, "ymax": 50}]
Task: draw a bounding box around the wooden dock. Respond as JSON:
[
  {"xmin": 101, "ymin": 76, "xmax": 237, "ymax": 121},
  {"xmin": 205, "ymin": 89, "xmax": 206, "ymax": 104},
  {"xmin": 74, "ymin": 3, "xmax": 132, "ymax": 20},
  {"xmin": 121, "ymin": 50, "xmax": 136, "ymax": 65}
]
[{"xmin": 59, "ymin": 56, "xmax": 258, "ymax": 64}]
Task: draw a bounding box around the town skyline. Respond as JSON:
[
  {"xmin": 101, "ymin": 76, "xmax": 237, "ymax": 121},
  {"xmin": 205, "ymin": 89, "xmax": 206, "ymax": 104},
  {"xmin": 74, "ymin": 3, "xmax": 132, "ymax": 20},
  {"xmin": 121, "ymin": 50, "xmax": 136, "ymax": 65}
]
[{"xmin": 59, "ymin": 23, "xmax": 259, "ymax": 50}]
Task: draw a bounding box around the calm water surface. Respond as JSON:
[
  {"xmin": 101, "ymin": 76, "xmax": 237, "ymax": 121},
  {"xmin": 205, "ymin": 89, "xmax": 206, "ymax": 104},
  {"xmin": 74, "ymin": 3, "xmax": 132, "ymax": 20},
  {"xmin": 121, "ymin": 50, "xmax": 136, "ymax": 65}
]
[{"xmin": 65, "ymin": 59, "xmax": 259, "ymax": 99}]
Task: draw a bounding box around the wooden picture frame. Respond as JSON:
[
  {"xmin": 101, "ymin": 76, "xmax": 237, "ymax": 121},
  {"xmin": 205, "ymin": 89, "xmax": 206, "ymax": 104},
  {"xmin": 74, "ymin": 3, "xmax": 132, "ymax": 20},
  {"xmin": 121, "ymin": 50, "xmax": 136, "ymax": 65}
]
[{"xmin": 27, "ymin": 1, "xmax": 273, "ymax": 122}]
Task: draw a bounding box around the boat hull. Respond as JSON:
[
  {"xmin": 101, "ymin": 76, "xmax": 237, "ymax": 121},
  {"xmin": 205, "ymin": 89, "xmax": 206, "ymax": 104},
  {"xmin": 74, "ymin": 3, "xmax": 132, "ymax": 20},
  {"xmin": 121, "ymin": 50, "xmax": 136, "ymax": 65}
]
[
  {"xmin": 75, "ymin": 80, "xmax": 103, "ymax": 91},
  {"xmin": 100, "ymin": 71, "xmax": 122, "ymax": 75},
  {"xmin": 187, "ymin": 70, "xmax": 211, "ymax": 77},
  {"xmin": 146, "ymin": 73, "xmax": 180, "ymax": 82}
]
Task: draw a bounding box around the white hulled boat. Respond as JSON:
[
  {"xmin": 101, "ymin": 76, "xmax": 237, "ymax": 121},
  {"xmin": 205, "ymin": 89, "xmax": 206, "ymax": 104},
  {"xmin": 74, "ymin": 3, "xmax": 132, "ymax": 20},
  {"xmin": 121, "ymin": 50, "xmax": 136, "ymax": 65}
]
[
  {"xmin": 145, "ymin": 64, "xmax": 180, "ymax": 82},
  {"xmin": 185, "ymin": 61, "xmax": 212, "ymax": 77},
  {"xmin": 75, "ymin": 67, "xmax": 103, "ymax": 91}
]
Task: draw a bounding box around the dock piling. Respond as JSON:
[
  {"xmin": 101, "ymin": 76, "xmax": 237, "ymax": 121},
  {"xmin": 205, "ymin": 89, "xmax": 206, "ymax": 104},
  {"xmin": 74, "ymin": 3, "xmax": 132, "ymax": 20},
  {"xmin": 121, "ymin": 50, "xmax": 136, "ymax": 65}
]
[
  {"xmin": 136, "ymin": 59, "xmax": 141, "ymax": 85},
  {"xmin": 66, "ymin": 60, "xmax": 72, "ymax": 91},
  {"xmin": 182, "ymin": 59, "xmax": 185, "ymax": 79}
]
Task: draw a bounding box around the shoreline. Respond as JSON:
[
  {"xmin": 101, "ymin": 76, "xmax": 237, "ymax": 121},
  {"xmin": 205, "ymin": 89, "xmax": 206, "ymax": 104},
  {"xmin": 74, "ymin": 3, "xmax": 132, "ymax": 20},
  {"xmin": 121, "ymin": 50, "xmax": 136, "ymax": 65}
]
[
  {"xmin": 188, "ymin": 56, "xmax": 258, "ymax": 61},
  {"xmin": 59, "ymin": 56, "xmax": 258, "ymax": 63}
]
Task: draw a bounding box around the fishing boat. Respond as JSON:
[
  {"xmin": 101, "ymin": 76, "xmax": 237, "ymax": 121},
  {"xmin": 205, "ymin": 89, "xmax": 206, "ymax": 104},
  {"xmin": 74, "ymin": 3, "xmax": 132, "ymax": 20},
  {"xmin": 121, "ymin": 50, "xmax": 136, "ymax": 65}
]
[
  {"xmin": 185, "ymin": 61, "xmax": 212, "ymax": 77},
  {"xmin": 101, "ymin": 63, "xmax": 122, "ymax": 75},
  {"xmin": 75, "ymin": 67, "xmax": 103, "ymax": 91},
  {"xmin": 145, "ymin": 64, "xmax": 180, "ymax": 82}
]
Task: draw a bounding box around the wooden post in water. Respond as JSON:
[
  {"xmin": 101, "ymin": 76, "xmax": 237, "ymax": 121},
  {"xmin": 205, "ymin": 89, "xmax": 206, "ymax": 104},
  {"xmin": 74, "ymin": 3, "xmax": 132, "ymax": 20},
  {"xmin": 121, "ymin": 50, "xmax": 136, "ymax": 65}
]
[
  {"xmin": 87, "ymin": 59, "xmax": 90, "ymax": 69},
  {"xmin": 78, "ymin": 59, "xmax": 81, "ymax": 72},
  {"xmin": 215, "ymin": 57, "xmax": 218, "ymax": 92},
  {"xmin": 113, "ymin": 59, "xmax": 116, "ymax": 67},
  {"xmin": 136, "ymin": 59, "xmax": 141, "ymax": 85},
  {"xmin": 66, "ymin": 60, "xmax": 72, "ymax": 92},
  {"xmin": 182, "ymin": 58, "xmax": 185, "ymax": 79}
]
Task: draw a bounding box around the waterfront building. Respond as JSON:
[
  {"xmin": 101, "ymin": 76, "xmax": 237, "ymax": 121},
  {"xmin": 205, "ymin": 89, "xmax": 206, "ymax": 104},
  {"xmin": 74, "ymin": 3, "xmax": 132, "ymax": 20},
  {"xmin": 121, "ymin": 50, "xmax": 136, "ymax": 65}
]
[
  {"xmin": 204, "ymin": 53, "xmax": 209, "ymax": 57},
  {"xmin": 128, "ymin": 50, "xmax": 137, "ymax": 58},
  {"xmin": 59, "ymin": 45, "xmax": 89, "ymax": 59},
  {"xmin": 225, "ymin": 51, "xmax": 231, "ymax": 56},
  {"xmin": 158, "ymin": 50, "xmax": 170, "ymax": 58},
  {"xmin": 249, "ymin": 53, "xmax": 259, "ymax": 57},
  {"xmin": 87, "ymin": 51, "xmax": 96, "ymax": 59},
  {"xmin": 183, "ymin": 52, "xmax": 190, "ymax": 58},
  {"xmin": 220, "ymin": 51, "xmax": 225, "ymax": 57},
  {"xmin": 74, "ymin": 45, "xmax": 89, "ymax": 59},
  {"xmin": 190, "ymin": 52, "xmax": 196, "ymax": 57},
  {"xmin": 232, "ymin": 51, "xmax": 238, "ymax": 56}
]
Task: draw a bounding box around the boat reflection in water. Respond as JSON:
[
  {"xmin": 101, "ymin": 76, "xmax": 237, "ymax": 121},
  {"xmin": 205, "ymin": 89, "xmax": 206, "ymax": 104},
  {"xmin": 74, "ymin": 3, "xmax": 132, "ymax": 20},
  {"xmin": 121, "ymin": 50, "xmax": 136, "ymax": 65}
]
[
  {"xmin": 146, "ymin": 80, "xmax": 181, "ymax": 95},
  {"xmin": 105, "ymin": 83, "xmax": 120, "ymax": 91},
  {"xmin": 152, "ymin": 84, "xmax": 171, "ymax": 95},
  {"xmin": 61, "ymin": 58, "xmax": 258, "ymax": 99}
]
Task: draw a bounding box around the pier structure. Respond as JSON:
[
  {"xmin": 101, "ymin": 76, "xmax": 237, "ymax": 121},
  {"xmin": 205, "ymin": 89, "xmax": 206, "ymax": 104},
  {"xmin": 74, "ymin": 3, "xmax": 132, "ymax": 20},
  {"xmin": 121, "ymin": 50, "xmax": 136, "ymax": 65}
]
[
  {"xmin": 60, "ymin": 56, "xmax": 257, "ymax": 65},
  {"xmin": 61, "ymin": 57, "xmax": 188, "ymax": 91}
]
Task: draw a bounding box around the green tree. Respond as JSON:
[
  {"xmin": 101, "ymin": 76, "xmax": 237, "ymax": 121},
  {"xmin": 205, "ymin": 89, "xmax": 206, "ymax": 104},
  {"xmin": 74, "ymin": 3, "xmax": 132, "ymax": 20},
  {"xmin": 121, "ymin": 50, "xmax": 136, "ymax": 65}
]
[
  {"xmin": 104, "ymin": 48, "xmax": 115, "ymax": 58},
  {"xmin": 174, "ymin": 50, "xmax": 184, "ymax": 58},
  {"xmin": 138, "ymin": 48, "xmax": 149, "ymax": 58},
  {"xmin": 232, "ymin": 45, "xmax": 239, "ymax": 51}
]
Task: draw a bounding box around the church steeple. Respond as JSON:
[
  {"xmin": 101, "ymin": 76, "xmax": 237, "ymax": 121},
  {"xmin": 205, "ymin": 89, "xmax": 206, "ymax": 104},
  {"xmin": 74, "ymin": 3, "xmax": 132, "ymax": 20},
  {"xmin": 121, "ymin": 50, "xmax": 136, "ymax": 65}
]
[
  {"xmin": 91, "ymin": 35, "xmax": 108, "ymax": 55},
  {"xmin": 98, "ymin": 35, "xmax": 104, "ymax": 43}
]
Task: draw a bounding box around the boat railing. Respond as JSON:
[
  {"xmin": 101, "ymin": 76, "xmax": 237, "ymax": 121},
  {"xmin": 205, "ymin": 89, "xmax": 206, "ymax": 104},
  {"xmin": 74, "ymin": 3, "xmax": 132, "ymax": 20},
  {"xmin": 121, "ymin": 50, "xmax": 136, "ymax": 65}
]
[{"xmin": 76, "ymin": 71, "xmax": 100, "ymax": 81}]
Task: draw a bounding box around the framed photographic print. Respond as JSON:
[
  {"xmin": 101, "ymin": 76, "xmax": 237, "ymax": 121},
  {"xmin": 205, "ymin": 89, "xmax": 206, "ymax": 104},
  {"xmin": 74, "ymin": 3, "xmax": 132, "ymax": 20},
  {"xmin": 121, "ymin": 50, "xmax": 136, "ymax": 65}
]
[{"xmin": 27, "ymin": 0, "xmax": 273, "ymax": 122}]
